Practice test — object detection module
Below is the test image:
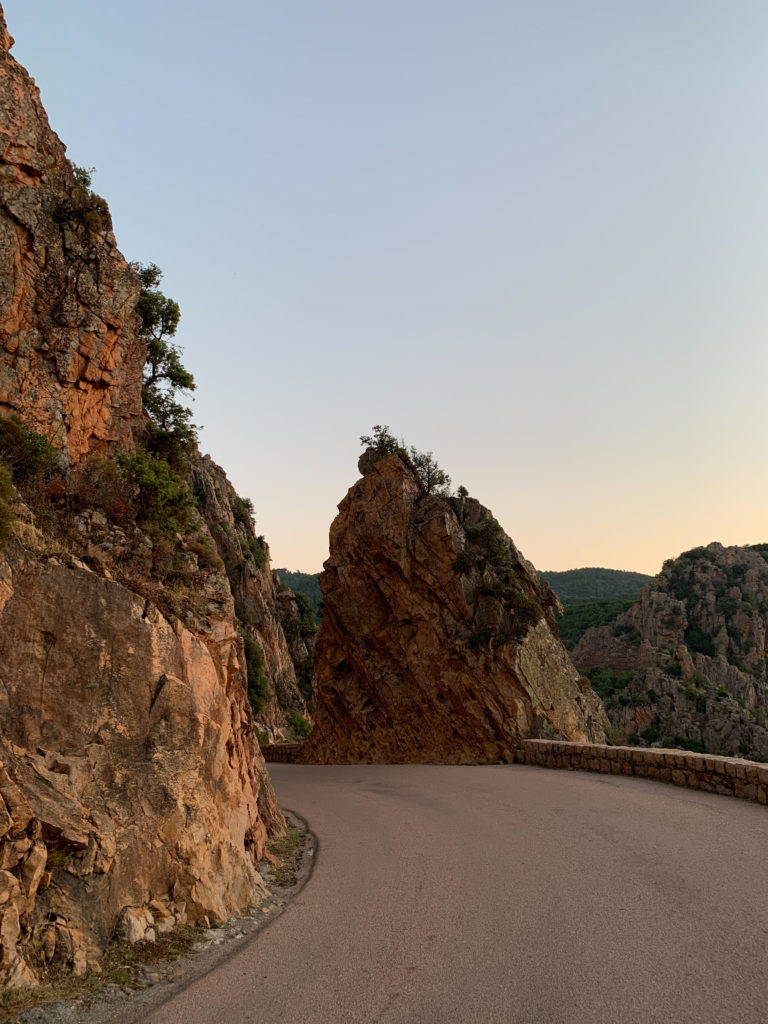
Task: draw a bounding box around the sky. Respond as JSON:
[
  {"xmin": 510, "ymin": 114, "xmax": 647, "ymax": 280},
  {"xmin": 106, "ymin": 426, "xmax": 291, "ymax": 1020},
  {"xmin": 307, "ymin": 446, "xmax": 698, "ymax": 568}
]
[{"xmin": 5, "ymin": 0, "xmax": 768, "ymax": 575}]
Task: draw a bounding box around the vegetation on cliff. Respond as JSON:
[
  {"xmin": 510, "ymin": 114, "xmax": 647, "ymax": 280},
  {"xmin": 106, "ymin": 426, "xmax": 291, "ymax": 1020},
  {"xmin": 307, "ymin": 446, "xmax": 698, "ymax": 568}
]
[
  {"xmin": 555, "ymin": 599, "xmax": 636, "ymax": 650},
  {"xmin": 274, "ymin": 569, "xmax": 322, "ymax": 618},
  {"xmin": 132, "ymin": 260, "xmax": 197, "ymax": 462},
  {"xmin": 541, "ymin": 568, "xmax": 651, "ymax": 604},
  {"xmin": 572, "ymin": 543, "xmax": 768, "ymax": 760},
  {"xmin": 360, "ymin": 424, "xmax": 451, "ymax": 495},
  {"xmin": 0, "ymin": 6, "xmax": 317, "ymax": 990}
]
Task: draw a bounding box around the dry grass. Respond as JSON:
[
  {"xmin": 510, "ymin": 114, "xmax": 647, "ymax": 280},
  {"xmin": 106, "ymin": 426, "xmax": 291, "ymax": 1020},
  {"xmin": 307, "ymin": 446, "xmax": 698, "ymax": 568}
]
[
  {"xmin": 263, "ymin": 827, "xmax": 305, "ymax": 888},
  {"xmin": 0, "ymin": 924, "xmax": 202, "ymax": 1023}
]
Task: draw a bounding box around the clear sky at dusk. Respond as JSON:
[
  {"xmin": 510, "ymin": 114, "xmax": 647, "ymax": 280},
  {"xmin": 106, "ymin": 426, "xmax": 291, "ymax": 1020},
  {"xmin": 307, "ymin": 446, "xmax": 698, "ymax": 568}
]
[{"xmin": 5, "ymin": 1, "xmax": 768, "ymax": 575}]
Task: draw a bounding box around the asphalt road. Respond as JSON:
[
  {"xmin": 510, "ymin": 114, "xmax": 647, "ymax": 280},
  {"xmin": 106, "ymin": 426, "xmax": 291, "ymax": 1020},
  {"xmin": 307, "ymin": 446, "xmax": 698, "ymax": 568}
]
[{"xmin": 139, "ymin": 764, "xmax": 768, "ymax": 1024}]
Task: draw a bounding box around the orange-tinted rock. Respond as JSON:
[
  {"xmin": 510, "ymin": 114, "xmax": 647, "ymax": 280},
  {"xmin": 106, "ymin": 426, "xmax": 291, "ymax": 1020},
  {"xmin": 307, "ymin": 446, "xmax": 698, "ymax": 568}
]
[
  {"xmin": 0, "ymin": 5, "xmax": 144, "ymax": 464},
  {"xmin": 302, "ymin": 452, "xmax": 607, "ymax": 764},
  {"xmin": 0, "ymin": 517, "xmax": 283, "ymax": 985},
  {"xmin": 188, "ymin": 454, "xmax": 311, "ymax": 737},
  {"xmin": 0, "ymin": 5, "xmax": 298, "ymax": 988}
]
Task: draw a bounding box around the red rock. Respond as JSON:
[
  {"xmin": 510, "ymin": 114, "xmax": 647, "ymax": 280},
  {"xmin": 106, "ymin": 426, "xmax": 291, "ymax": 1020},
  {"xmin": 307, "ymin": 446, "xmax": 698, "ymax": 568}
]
[
  {"xmin": 0, "ymin": 5, "xmax": 144, "ymax": 464},
  {"xmin": 303, "ymin": 452, "xmax": 607, "ymax": 764}
]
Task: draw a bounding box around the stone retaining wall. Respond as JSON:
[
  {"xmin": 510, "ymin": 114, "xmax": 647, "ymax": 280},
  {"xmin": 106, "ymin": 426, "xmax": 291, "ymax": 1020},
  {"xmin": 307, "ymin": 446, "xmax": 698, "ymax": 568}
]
[
  {"xmin": 517, "ymin": 739, "xmax": 768, "ymax": 805},
  {"xmin": 262, "ymin": 743, "xmax": 304, "ymax": 763},
  {"xmin": 261, "ymin": 738, "xmax": 768, "ymax": 806}
]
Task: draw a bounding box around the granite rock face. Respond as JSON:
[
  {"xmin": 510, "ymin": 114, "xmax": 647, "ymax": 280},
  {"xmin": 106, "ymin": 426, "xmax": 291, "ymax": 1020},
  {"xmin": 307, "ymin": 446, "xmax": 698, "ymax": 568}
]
[
  {"xmin": 0, "ymin": 7, "xmax": 144, "ymax": 464},
  {"xmin": 0, "ymin": 5, "xmax": 291, "ymax": 987},
  {"xmin": 572, "ymin": 543, "xmax": 768, "ymax": 758},
  {"xmin": 0, "ymin": 514, "xmax": 283, "ymax": 987},
  {"xmin": 302, "ymin": 451, "xmax": 606, "ymax": 764},
  {"xmin": 188, "ymin": 454, "xmax": 311, "ymax": 737}
]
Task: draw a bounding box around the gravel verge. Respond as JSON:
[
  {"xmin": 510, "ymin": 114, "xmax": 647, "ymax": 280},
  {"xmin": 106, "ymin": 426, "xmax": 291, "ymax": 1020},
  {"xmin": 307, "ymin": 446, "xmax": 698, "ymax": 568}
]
[{"xmin": 3, "ymin": 810, "xmax": 315, "ymax": 1024}]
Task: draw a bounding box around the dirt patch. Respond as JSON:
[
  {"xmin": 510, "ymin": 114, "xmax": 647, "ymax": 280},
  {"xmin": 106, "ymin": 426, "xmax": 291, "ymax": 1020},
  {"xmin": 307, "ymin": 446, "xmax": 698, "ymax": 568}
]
[{"xmin": 3, "ymin": 811, "xmax": 315, "ymax": 1024}]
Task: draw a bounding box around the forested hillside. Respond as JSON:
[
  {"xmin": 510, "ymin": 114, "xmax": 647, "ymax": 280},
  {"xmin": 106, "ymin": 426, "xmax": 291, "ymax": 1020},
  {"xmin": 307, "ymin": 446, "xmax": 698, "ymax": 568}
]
[
  {"xmin": 541, "ymin": 568, "xmax": 651, "ymax": 604},
  {"xmin": 275, "ymin": 569, "xmax": 322, "ymax": 618}
]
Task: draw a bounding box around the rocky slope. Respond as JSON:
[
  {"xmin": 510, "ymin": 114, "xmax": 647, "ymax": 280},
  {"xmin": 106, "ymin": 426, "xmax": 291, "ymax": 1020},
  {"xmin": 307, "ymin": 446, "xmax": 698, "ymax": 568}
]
[
  {"xmin": 572, "ymin": 543, "xmax": 768, "ymax": 759},
  {"xmin": 0, "ymin": 9, "xmax": 144, "ymax": 463},
  {"xmin": 302, "ymin": 450, "xmax": 607, "ymax": 764},
  {"xmin": 188, "ymin": 455, "xmax": 312, "ymax": 738},
  {"xmin": 0, "ymin": 5, "xmax": 307, "ymax": 989}
]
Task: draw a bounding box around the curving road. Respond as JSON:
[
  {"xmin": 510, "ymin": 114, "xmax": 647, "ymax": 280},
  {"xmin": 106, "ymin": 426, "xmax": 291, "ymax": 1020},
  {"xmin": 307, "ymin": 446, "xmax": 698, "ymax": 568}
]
[{"xmin": 138, "ymin": 765, "xmax": 768, "ymax": 1024}]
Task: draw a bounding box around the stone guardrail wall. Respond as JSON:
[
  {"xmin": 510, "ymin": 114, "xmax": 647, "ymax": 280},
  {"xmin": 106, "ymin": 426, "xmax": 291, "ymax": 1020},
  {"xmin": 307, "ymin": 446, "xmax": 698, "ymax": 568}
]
[
  {"xmin": 262, "ymin": 737, "xmax": 768, "ymax": 806},
  {"xmin": 516, "ymin": 739, "xmax": 768, "ymax": 806},
  {"xmin": 261, "ymin": 743, "xmax": 304, "ymax": 764}
]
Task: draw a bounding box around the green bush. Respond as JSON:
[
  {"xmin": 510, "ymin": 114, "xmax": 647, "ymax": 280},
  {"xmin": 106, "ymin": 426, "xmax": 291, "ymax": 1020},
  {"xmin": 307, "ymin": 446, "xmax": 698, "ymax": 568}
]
[
  {"xmin": 641, "ymin": 720, "xmax": 661, "ymax": 744},
  {"xmin": 287, "ymin": 710, "xmax": 311, "ymax": 738},
  {"xmin": 612, "ymin": 622, "xmax": 642, "ymax": 645},
  {"xmin": 680, "ymin": 546, "xmax": 710, "ymax": 563},
  {"xmin": 273, "ymin": 569, "xmax": 322, "ymax": 618},
  {"xmin": 454, "ymin": 550, "xmax": 474, "ymax": 575},
  {"xmin": 294, "ymin": 591, "xmax": 317, "ymax": 633},
  {"xmin": 468, "ymin": 626, "xmax": 493, "ymax": 650},
  {"xmin": 359, "ymin": 425, "xmax": 451, "ymax": 494},
  {"xmin": 0, "ymin": 465, "xmax": 14, "ymax": 551},
  {"xmin": 715, "ymin": 595, "xmax": 741, "ymax": 617},
  {"xmin": 187, "ymin": 536, "xmax": 224, "ymax": 572},
  {"xmin": 466, "ymin": 517, "xmax": 509, "ymax": 565},
  {"xmin": 585, "ymin": 666, "xmax": 634, "ymax": 700},
  {"xmin": 71, "ymin": 456, "xmax": 133, "ymax": 522},
  {"xmin": 233, "ymin": 495, "xmax": 254, "ymax": 528},
  {"xmin": 55, "ymin": 163, "xmax": 113, "ymax": 235},
  {"xmin": 242, "ymin": 634, "xmax": 270, "ymax": 715},
  {"xmin": 241, "ymin": 534, "xmax": 267, "ymax": 569},
  {"xmin": 117, "ymin": 452, "xmax": 194, "ymax": 538},
  {"xmin": 675, "ymin": 735, "xmax": 706, "ymax": 754},
  {"xmin": 296, "ymin": 653, "xmax": 314, "ymax": 710},
  {"xmin": 555, "ymin": 599, "xmax": 634, "ymax": 649},
  {"xmin": 0, "ymin": 415, "xmax": 57, "ymax": 483}
]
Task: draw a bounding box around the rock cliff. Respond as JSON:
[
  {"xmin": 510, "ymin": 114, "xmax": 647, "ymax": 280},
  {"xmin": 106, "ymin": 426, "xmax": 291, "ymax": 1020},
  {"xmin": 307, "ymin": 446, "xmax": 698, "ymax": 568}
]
[
  {"xmin": 302, "ymin": 451, "xmax": 607, "ymax": 764},
  {"xmin": 0, "ymin": 508, "xmax": 282, "ymax": 986},
  {"xmin": 188, "ymin": 454, "xmax": 311, "ymax": 737},
  {"xmin": 572, "ymin": 543, "xmax": 768, "ymax": 759},
  {"xmin": 0, "ymin": 5, "xmax": 305, "ymax": 988},
  {"xmin": 0, "ymin": 8, "xmax": 144, "ymax": 464}
]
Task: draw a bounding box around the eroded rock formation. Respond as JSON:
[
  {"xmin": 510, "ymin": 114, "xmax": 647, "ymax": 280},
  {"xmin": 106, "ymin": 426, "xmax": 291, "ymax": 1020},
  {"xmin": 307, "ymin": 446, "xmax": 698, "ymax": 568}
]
[
  {"xmin": 188, "ymin": 454, "xmax": 311, "ymax": 737},
  {"xmin": 0, "ymin": 5, "xmax": 297, "ymax": 987},
  {"xmin": 0, "ymin": 7, "xmax": 144, "ymax": 464},
  {"xmin": 302, "ymin": 451, "xmax": 607, "ymax": 764},
  {"xmin": 572, "ymin": 543, "xmax": 768, "ymax": 758},
  {"xmin": 0, "ymin": 511, "xmax": 282, "ymax": 985}
]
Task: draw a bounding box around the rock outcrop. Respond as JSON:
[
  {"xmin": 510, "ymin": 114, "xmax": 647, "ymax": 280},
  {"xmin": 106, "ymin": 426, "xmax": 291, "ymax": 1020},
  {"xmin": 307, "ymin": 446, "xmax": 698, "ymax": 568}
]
[
  {"xmin": 0, "ymin": 7, "xmax": 144, "ymax": 464},
  {"xmin": 188, "ymin": 454, "xmax": 311, "ymax": 737},
  {"xmin": 572, "ymin": 543, "xmax": 768, "ymax": 759},
  {"xmin": 0, "ymin": 507, "xmax": 283, "ymax": 986},
  {"xmin": 0, "ymin": 5, "xmax": 296, "ymax": 988},
  {"xmin": 302, "ymin": 451, "xmax": 607, "ymax": 764}
]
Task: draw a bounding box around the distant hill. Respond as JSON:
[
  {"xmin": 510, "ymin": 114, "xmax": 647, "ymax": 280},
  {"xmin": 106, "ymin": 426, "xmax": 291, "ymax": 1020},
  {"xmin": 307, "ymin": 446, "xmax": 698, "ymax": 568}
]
[
  {"xmin": 555, "ymin": 599, "xmax": 636, "ymax": 650},
  {"xmin": 274, "ymin": 569, "xmax": 322, "ymax": 617},
  {"xmin": 571, "ymin": 543, "xmax": 768, "ymax": 761},
  {"xmin": 540, "ymin": 568, "xmax": 651, "ymax": 605}
]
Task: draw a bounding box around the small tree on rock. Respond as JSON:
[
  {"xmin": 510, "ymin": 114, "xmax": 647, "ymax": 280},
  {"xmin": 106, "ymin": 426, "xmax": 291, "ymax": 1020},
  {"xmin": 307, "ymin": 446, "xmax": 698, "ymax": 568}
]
[
  {"xmin": 131, "ymin": 261, "xmax": 197, "ymax": 463},
  {"xmin": 360, "ymin": 425, "xmax": 451, "ymax": 495}
]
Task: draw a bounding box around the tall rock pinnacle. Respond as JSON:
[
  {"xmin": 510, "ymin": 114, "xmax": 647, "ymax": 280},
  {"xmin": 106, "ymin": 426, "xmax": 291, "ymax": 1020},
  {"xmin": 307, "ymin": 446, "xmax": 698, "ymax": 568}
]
[{"xmin": 303, "ymin": 451, "xmax": 607, "ymax": 763}]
